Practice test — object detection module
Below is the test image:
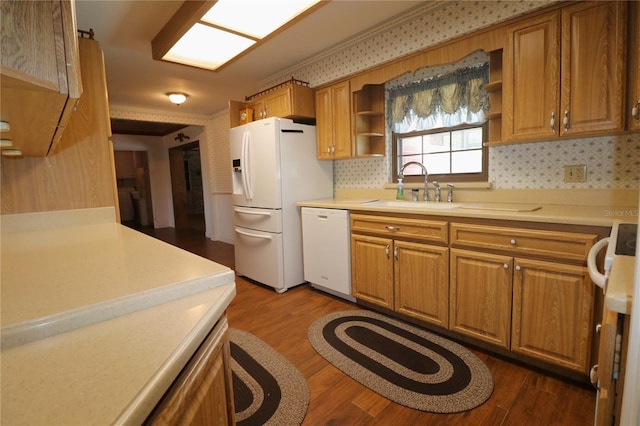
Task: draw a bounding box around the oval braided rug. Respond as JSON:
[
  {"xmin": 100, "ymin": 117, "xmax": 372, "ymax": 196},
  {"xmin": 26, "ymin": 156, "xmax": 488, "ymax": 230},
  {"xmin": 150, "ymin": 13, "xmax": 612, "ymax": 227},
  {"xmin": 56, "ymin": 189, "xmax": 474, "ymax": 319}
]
[
  {"xmin": 308, "ymin": 310, "xmax": 494, "ymax": 413},
  {"xmin": 230, "ymin": 329, "xmax": 309, "ymax": 425}
]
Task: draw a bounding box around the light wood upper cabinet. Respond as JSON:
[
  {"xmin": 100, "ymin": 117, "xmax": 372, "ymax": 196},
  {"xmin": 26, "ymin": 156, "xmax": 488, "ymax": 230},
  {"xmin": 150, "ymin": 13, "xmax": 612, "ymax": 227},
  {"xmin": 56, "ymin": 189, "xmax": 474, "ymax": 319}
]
[
  {"xmin": 502, "ymin": 1, "xmax": 627, "ymax": 143},
  {"xmin": 1, "ymin": 37, "xmax": 117, "ymax": 215},
  {"xmin": 230, "ymin": 80, "xmax": 315, "ymax": 127},
  {"xmin": 0, "ymin": 0, "xmax": 82, "ymax": 156},
  {"xmin": 512, "ymin": 258, "xmax": 594, "ymax": 373},
  {"xmin": 316, "ymin": 81, "xmax": 352, "ymax": 160},
  {"xmin": 629, "ymin": 1, "xmax": 640, "ymax": 132},
  {"xmin": 503, "ymin": 12, "xmax": 560, "ymax": 142},
  {"xmin": 560, "ymin": 1, "xmax": 627, "ymax": 136}
]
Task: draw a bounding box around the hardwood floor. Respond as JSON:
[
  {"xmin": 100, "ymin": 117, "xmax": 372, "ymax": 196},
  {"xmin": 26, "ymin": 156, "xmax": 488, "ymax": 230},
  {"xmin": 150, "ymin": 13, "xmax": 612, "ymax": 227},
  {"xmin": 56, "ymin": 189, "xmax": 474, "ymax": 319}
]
[{"xmin": 135, "ymin": 226, "xmax": 596, "ymax": 425}]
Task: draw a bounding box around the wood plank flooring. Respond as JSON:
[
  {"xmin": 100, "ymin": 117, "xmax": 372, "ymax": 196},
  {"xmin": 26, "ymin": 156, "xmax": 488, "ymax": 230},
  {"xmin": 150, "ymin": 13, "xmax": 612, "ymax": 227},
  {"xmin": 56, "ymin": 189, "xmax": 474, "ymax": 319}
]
[{"xmin": 135, "ymin": 226, "xmax": 596, "ymax": 425}]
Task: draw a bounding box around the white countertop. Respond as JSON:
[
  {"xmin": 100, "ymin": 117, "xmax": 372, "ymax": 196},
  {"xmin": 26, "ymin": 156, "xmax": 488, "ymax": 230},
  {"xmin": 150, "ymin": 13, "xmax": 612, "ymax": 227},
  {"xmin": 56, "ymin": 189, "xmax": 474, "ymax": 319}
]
[
  {"xmin": 298, "ymin": 198, "xmax": 636, "ymax": 227},
  {"xmin": 606, "ymin": 256, "xmax": 636, "ymax": 314},
  {"xmin": 1, "ymin": 208, "xmax": 236, "ymax": 425}
]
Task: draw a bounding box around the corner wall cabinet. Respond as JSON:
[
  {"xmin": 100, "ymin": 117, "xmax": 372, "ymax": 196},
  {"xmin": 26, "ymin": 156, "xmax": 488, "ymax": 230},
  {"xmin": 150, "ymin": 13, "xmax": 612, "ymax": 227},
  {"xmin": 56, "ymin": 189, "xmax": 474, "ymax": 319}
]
[
  {"xmin": 485, "ymin": 49, "xmax": 503, "ymax": 144},
  {"xmin": 502, "ymin": 1, "xmax": 627, "ymax": 143},
  {"xmin": 353, "ymin": 84, "xmax": 386, "ymax": 157},
  {"xmin": 145, "ymin": 316, "xmax": 235, "ymax": 425},
  {"xmin": 315, "ymin": 81, "xmax": 352, "ymax": 159},
  {"xmin": 350, "ymin": 214, "xmax": 449, "ymax": 328},
  {"xmin": 229, "ymin": 79, "xmax": 315, "ymax": 128},
  {"xmin": 0, "ymin": 0, "xmax": 82, "ymax": 156}
]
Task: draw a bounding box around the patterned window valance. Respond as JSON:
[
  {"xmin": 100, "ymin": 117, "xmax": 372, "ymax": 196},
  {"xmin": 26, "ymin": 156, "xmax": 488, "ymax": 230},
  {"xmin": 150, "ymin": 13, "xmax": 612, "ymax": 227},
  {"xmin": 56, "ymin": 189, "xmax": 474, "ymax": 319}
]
[{"xmin": 389, "ymin": 63, "xmax": 489, "ymax": 133}]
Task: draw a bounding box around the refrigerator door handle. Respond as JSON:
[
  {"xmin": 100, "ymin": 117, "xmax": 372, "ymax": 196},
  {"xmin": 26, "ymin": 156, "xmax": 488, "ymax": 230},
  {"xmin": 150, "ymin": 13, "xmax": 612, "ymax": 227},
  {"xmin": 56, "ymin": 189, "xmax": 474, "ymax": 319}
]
[
  {"xmin": 234, "ymin": 207, "xmax": 273, "ymax": 216},
  {"xmin": 235, "ymin": 228, "xmax": 273, "ymax": 240},
  {"xmin": 242, "ymin": 131, "xmax": 253, "ymax": 201}
]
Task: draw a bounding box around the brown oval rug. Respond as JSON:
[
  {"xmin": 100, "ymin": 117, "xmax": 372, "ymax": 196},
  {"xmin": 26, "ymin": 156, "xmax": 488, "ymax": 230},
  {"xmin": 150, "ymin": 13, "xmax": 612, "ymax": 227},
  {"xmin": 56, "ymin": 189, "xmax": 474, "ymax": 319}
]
[
  {"xmin": 308, "ymin": 310, "xmax": 494, "ymax": 413},
  {"xmin": 230, "ymin": 329, "xmax": 308, "ymax": 425}
]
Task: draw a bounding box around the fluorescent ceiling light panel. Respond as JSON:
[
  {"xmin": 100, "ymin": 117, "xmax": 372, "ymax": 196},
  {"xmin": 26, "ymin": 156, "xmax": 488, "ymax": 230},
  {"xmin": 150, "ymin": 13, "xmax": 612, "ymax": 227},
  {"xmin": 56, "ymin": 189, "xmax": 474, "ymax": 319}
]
[
  {"xmin": 202, "ymin": 0, "xmax": 320, "ymax": 39},
  {"xmin": 163, "ymin": 23, "xmax": 256, "ymax": 70}
]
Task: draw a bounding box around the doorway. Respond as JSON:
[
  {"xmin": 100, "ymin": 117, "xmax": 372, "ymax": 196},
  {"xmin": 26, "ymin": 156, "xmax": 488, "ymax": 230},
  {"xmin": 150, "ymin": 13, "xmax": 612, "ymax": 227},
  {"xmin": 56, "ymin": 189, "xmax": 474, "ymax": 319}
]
[
  {"xmin": 114, "ymin": 150, "xmax": 154, "ymax": 228},
  {"xmin": 169, "ymin": 141, "xmax": 205, "ymax": 233}
]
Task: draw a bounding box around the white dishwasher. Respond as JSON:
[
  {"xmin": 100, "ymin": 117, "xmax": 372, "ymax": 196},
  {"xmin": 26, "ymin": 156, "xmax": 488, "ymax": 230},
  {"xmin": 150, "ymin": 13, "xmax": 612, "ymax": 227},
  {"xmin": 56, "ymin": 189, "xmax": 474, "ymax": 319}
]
[{"xmin": 301, "ymin": 207, "xmax": 355, "ymax": 302}]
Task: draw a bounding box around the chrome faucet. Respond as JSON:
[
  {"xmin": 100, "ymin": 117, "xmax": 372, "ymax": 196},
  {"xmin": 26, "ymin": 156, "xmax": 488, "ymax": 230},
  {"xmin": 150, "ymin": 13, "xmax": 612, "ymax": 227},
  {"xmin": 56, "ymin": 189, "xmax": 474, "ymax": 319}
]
[
  {"xmin": 399, "ymin": 161, "xmax": 429, "ymax": 201},
  {"xmin": 447, "ymin": 183, "xmax": 455, "ymax": 202},
  {"xmin": 433, "ymin": 181, "xmax": 441, "ymax": 202}
]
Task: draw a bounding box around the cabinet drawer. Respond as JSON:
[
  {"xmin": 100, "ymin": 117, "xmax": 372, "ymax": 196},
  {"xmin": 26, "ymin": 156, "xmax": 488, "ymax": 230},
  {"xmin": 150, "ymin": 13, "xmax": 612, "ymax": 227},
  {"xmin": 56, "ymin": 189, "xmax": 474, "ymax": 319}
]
[
  {"xmin": 450, "ymin": 223, "xmax": 597, "ymax": 262},
  {"xmin": 351, "ymin": 214, "xmax": 448, "ymax": 244}
]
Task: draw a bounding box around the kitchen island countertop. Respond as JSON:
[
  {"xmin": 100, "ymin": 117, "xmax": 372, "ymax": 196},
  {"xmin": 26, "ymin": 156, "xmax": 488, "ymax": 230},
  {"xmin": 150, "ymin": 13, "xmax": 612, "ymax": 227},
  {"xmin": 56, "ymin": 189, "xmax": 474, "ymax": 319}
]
[{"xmin": 1, "ymin": 207, "xmax": 236, "ymax": 425}]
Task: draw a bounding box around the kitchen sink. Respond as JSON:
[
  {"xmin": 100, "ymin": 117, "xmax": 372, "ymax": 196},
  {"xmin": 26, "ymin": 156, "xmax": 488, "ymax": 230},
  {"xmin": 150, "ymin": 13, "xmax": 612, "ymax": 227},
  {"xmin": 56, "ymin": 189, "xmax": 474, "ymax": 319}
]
[{"xmin": 364, "ymin": 200, "xmax": 462, "ymax": 210}]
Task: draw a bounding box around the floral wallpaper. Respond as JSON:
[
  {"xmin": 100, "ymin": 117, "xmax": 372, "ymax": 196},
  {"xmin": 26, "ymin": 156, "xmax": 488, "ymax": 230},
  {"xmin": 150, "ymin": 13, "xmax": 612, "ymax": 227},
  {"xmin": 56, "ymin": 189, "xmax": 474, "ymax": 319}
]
[{"xmin": 263, "ymin": 0, "xmax": 640, "ymax": 191}]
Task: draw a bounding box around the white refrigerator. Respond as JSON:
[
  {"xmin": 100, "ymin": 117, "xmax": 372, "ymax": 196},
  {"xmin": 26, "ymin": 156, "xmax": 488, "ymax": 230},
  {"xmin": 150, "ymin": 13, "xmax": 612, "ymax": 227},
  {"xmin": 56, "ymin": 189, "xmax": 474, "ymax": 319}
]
[{"xmin": 230, "ymin": 117, "xmax": 333, "ymax": 293}]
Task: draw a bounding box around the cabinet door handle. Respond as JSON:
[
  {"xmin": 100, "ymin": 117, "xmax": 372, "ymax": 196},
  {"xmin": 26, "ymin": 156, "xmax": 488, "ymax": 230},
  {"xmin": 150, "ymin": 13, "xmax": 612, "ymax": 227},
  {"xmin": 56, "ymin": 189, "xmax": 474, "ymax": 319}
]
[
  {"xmin": 632, "ymin": 100, "xmax": 639, "ymax": 122},
  {"xmin": 589, "ymin": 365, "xmax": 599, "ymax": 388},
  {"xmin": 385, "ymin": 226, "xmax": 400, "ymax": 231},
  {"xmin": 515, "ymin": 265, "xmax": 521, "ymax": 271},
  {"xmin": 563, "ymin": 109, "xmax": 570, "ymax": 132},
  {"xmin": 385, "ymin": 244, "xmax": 390, "ymax": 257},
  {"xmin": 550, "ymin": 112, "xmax": 556, "ymax": 133},
  {"xmin": 510, "ymin": 239, "xmax": 516, "ymax": 245},
  {"xmin": 394, "ymin": 246, "xmax": 399, "ymax": 260},
  {"xmin": 503, "ymin": 263, "xmax": 509, "ymax": 269}
]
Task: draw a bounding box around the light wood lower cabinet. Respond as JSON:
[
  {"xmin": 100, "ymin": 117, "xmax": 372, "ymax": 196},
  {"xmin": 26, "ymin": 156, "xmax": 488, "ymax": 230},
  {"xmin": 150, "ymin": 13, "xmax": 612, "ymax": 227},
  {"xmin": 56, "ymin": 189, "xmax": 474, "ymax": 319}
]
[
  {"xmin": 450, "ymin": 249, "xmax": 513, "ymax": 348},
  {"xmin": 450, "ymin": 222, "xmax": 597, "ymax": 373},
  {"xmin": 351, "ymin": 233, "xmax": 394, "ymax": 310},
  {"xmin": 395, "ymin": 241, "xmax": 449, "ymax": 328},
  {"xmin": 350, "ymin": 214, "xmax": 449, "ymax": 327},
  {"xmin": 351, "ymin": 214, "xmax": 601, "ymax": 375},
  {"xmin": 145, "ymin": 315, "xmax": 235, "ymax": 426},
  {"xmin": 512, "ymin": 258, "xmax": 593, "ymax": 373}
]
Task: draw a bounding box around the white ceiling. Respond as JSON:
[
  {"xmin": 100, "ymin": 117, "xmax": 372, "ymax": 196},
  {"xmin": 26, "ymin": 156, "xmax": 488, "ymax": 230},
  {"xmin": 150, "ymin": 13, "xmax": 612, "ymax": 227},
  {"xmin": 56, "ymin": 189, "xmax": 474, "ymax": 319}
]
[{"xmin": 75, "ymin": 1, "xmax": 426, "ymax": 119}]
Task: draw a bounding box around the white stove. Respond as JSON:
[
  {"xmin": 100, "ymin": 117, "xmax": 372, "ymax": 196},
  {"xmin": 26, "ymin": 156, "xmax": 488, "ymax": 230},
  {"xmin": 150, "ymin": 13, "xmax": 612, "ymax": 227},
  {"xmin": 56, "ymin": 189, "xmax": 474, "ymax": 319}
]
[
  {"xmin": 604, "ymin": 222, "xmax": 637, "ymax": 272},
  {"xmin": 588, "ymin": 221, "xmax": 637, "ymax": 426}
]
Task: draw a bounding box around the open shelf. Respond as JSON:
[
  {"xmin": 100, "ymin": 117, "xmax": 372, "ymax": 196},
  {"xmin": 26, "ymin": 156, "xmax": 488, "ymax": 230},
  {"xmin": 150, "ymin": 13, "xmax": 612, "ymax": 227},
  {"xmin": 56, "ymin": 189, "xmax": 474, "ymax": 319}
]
[
  {"xmin": 353, "ymin": 84, "xmax": 386, "ymax": 157},
  {"xmin": 486, "ymin": 49, "xmax": 503, "ymax": 144}
]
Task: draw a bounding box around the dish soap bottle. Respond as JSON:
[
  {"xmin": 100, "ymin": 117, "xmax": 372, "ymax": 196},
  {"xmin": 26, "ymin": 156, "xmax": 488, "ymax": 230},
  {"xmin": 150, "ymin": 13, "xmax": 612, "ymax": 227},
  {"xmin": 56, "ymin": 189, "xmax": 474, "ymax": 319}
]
[{"xmin": 396, "ymin": 178, "xmax": 404, "ymax": 200}]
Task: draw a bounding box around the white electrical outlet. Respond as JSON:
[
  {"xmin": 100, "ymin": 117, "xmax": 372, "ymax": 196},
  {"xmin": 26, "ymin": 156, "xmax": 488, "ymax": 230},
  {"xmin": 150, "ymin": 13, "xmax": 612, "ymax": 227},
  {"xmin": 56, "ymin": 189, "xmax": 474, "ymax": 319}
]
[{"xmin": 564, "ymin": 165, "xmax": 587, "ymax": 183}]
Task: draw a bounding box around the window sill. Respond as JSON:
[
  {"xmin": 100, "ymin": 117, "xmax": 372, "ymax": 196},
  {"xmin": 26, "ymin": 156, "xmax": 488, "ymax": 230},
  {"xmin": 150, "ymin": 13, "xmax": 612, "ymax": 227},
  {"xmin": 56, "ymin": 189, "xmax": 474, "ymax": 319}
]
[{"xmin": 384, "ymin": 181, "xmax": 493, "ymax": 190}]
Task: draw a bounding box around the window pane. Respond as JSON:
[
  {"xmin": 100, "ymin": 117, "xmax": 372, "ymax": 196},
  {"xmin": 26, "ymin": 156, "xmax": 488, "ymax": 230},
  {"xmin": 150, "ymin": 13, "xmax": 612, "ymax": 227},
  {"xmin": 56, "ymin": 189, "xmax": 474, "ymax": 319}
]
[
  {"xmin": 424, "ymin": 132, "xmax": 450, "ymax": 153},
  {"xmin": 424, "ymin": 152, "xmax": 451, "ymax": 174},
  {"xmin": 394, "ymin": 125, "xmax": 485, "ymax": 181},
  {"xmin": 452, "ymin": 127, "xmax": 483, "ymax": 150},
  {"xmin": 452, "ymin": 149, "xmax": 482, "ymax": 173},
  {"xmin": 400, "ymin": 135, "xmax": 423, "ymax": 155}
]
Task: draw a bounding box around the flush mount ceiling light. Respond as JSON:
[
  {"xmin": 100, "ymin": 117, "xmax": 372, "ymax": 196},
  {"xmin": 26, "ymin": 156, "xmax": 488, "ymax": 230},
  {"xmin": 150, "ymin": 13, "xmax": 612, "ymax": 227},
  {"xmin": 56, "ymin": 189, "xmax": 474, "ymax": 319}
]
[
  {"xmin": 152, "ymin": 0, "xmax": 323, "ymax": 71},
  {"xmin": 167, "ymin": 92, "xmax": 188, "ymax": 105}
]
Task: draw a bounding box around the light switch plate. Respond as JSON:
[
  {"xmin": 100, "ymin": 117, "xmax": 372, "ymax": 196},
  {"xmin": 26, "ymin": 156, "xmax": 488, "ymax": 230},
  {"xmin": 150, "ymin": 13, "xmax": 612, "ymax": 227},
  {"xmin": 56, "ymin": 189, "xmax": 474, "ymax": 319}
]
[{"xmin": 564, "ymin": 165, "xmax": 587, "ymax": 183}]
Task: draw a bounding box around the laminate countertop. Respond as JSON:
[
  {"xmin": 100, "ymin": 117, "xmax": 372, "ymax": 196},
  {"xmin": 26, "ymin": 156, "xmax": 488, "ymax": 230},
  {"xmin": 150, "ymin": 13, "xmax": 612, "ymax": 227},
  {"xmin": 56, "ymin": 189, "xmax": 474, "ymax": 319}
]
[
  {"xmin": 297, "ymin": 198, "xmax": 638, "ymax": 227},
  {"xmin": 0, "ymin": 208, "xmax": 236, "ymax": 425}
]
